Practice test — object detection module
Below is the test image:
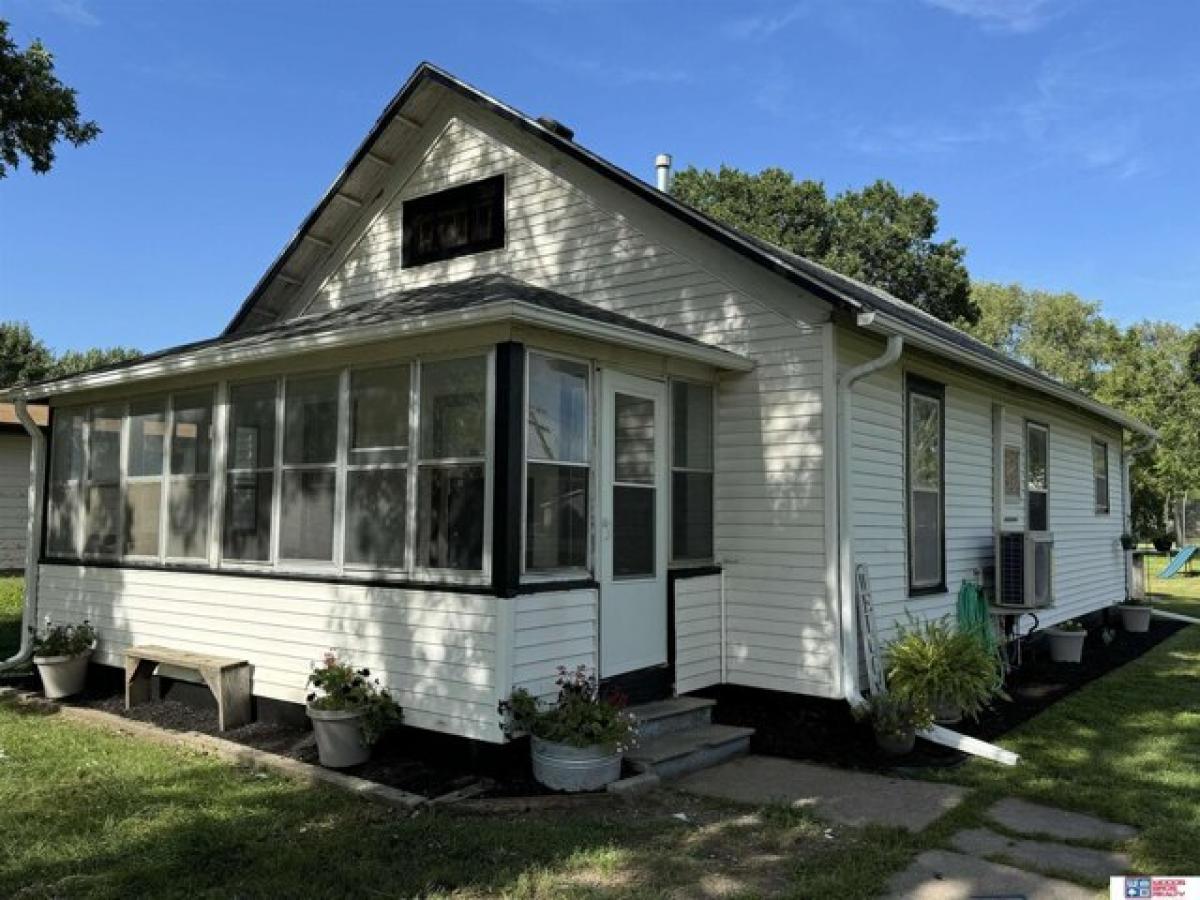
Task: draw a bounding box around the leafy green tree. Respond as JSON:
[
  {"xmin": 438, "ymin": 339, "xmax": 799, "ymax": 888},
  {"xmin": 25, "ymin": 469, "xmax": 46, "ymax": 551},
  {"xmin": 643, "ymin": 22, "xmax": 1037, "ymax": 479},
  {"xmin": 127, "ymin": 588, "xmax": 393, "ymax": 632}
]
[
  {"xmin": 671, "ymin": 166, "xmax": 976, "ymax": 324},
  {"xmin": 0, "ymin": 321, "xmax": 52, "ymax": 387},
  {"xmin": 50, "ymin": 346, "xmax": 141, "ymax": 378},
  {"xmin": 0, "ymin": 19, "xmax": 100, "ymax": 177}
]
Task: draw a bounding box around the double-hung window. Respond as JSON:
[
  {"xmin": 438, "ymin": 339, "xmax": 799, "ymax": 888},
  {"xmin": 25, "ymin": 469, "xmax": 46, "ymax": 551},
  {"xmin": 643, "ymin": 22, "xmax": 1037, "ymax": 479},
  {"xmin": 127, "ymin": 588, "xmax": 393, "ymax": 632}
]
[
  {"xmin": 345, "ymin": 364, "xmax": 411, "ymax": 569},
  {"xmin": 525, "ymin": 353, "xmax": 590, "ymax": 573},
  {"xmin": 223, "ymin": 381, "xmax": 277, "ymax": 562},
  {"xmin": 167, "ymin": 389, "xmax": 214, "ymax": 560},
  {"xmin": 280, "ymin": 373, "xmax": 340, "ymax": 563},
  {"xmin": 417, "ymin": 357, "xmax": 488, "ymax": 571},
  {"xmin": 907, "ymin": 376, "xmax": 944, "ymax": 593},
  {"xmin": 1026, "ymin": 422, "xmax": 1049, "ymax": 531},
  {"xmin": 124, "ymin": 397, "xmax": 166, "ymax": 557},
  {"xmin": 1092, "ymin": 439, "xmax": 1110, "ymax": 514},
  {"xmin": 84, "ymin": 405, "xmax": 123, "ymax": 557},
  {"xmin": 46, "ymin": 408, "xmax": 85, "ymax": 557},
  {"xmin": 671, "ymin": 381, "xmax": 714, "ymax": 563}
]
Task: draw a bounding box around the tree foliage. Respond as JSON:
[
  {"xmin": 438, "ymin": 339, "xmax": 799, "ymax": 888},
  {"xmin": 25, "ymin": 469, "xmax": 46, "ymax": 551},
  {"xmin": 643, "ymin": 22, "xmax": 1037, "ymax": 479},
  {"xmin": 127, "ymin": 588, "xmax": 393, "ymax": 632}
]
[
  {"xmin": 0, "ymin": 19, "xmax": 100, "ymax": 177},
  {"xmin": 0, "ymin": 320, "xmax": 140, "ymax": 389},
  {"xmin": 670, "ymin": 165, "xmax": 976, "ymax": 324}
]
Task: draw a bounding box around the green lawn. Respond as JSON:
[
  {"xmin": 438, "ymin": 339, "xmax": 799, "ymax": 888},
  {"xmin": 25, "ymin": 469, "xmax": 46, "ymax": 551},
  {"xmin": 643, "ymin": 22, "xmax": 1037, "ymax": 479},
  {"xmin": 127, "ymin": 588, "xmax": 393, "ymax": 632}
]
[{"xmin": 1144, "ymin": 551, "xmax": 1200, "ymax": 616}]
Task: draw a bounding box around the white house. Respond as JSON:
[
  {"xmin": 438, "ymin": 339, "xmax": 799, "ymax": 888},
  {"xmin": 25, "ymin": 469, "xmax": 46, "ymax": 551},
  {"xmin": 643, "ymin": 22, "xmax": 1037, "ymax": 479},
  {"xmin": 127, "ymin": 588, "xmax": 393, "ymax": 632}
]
[
  {"xmin": 1, "ymin": 64, "xmax": 1154, "ymax": 744},
  {"xmin": 0, "ymin": 404, "xmax": 47, "ymax": 571}
]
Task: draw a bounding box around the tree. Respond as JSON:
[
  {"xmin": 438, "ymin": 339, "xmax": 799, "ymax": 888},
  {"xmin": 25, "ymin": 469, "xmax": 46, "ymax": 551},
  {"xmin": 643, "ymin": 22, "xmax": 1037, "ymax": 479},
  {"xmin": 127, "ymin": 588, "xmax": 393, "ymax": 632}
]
[
  {"xmin": 0, "ymin": 19, "xmax": 100, "ymax": 177},
  {"xmin": 671, "ymin": 165, "xmax": 976, "ymax": 324},
  {"xmin": 0, "ymin": 321, "xmax": 52, "ymax": 387},
  {"xmin": 50, "ymin": 346, "xmax": 141, "ymax": 378}
]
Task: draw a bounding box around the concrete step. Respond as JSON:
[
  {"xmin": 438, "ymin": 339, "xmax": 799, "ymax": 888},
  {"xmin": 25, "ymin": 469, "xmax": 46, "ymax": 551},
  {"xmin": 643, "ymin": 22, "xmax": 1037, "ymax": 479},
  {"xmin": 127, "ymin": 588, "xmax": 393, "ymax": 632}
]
[
  {"xmin": 626, "ymin": 723, "xmax": 754, "ymax": 781},
  {"xmin": 625, "ymin": 696, "xmax": 715, "ymax": 740}
]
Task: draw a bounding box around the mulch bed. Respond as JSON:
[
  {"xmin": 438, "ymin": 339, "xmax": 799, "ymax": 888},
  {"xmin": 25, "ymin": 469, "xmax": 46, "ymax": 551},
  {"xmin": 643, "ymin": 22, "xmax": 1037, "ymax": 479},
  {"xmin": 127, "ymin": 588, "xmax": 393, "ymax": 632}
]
[{"xmin": 702, "ymin": 616, "xmax": 1188, "ymax": 773}]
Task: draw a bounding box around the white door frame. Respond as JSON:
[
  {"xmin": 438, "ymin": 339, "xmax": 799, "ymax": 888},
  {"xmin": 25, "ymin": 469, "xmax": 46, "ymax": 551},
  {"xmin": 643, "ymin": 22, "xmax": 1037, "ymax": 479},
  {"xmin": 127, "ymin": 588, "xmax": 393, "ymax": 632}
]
[{"xmin": 598, "ymin": 369, "xmax": 669, "ymax": 678}]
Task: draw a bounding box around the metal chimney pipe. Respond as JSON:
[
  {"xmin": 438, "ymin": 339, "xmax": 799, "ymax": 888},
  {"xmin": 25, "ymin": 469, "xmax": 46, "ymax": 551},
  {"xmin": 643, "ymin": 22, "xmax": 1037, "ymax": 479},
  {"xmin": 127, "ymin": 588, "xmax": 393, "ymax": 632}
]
[{"xmin": 655, "ymin": 153, "xmax": 672, "ymax": 191}]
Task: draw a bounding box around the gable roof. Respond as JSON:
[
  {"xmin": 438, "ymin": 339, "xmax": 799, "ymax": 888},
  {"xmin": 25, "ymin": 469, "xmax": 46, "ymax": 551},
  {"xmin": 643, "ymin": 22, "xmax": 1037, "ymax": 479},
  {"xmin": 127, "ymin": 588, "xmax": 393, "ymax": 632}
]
[
  {"xmin": 2, "ymin": 275, "xmax": 750, "ymax": 401},
  {"xmin": 222, "ymin": 62, "xmax": 1153, "ymax": 437}
]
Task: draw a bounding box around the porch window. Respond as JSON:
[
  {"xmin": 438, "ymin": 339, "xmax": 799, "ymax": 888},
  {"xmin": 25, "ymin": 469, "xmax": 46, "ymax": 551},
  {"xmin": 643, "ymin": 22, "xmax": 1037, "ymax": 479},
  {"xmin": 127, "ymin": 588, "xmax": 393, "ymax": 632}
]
[
  {"xmin": 123, "ymin": 397, "xmax": 166, "ymax": 557},
  {"xmin": 166, "ymin": 389, "xmax": 214, "ymax": 560},
  {"xmin": 401, "ymin": 175, "xmax": 505, "ymax": 268},
  {"xmin": 223, "ymin": 380, "xmax": 277, "ymax": 562},
  {"xmin": 907, "ymin": 377, "xmax": 944, "ymax": 593},
  {"xmin": 1093, "ymin": 439, "xmax": 1110, "ymax": 514},
  {"xmin": 1027, "ymin": 422, "xmax": 1049, "ymax": 531},
  {"xmin": 525, "ymin": 353, "xmax": 590, "ymax": 572},
  {"xmin": 417, "ymin": 356, "xmax": 488, "ymax": 571},
  {"xmin": 279, "ymin": 373, "xmax": 339, "ymax": 562},
  {"xmin": 84, "ymin": 405, "xmax": 123, "ymax": 557},
  {"xmin": 670, "ymin": 381, "xmax": 714, "ymax": 563},
  {"xmin": 46, "ymin": 408, "xmax": 85, "ymax": 557}
]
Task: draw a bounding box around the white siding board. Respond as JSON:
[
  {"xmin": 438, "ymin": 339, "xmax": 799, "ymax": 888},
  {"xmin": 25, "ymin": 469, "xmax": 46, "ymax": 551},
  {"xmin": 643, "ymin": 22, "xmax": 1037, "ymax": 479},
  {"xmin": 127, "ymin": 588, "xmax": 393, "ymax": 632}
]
[
  {"xmin": 510, "ymin": 589, "xmax": 598, "ymax": 702},
  {"xmin": 0, "ymin": 434, "xmax": 30, "ymax": 570},
  {"xmin": 674, "ymin": 575, "xmax": 722, "ymax": 694}
]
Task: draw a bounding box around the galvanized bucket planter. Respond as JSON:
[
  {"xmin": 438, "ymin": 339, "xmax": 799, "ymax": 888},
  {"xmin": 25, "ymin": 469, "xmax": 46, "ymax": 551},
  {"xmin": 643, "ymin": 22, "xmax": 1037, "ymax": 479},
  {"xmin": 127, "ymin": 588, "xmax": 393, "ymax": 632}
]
[
  {"xmin": 33, "ymin": 648, "xmax": 92, "ymax": 700},
  {"xmin": 531, "ymin": 736, "xmax": 623, "ymax": 792},
  {"xmin": 307, "ymin": 706, "xmax": 370, "ymax": 768},
  {"xmin": 1119, "ymin": 605, "xmax": 1152, "ymax": 633},
  {"xmin": 1045, "ymin": 628, "xmax": 1086, "ymax": 663}
]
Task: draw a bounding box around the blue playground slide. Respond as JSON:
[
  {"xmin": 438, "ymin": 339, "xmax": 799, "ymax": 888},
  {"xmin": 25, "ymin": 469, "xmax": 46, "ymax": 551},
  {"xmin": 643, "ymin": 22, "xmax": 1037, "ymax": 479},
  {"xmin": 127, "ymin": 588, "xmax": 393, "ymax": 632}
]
[{"xmin": 1159, "ymin": 545, "xmax": 1198, "ymax": 579}]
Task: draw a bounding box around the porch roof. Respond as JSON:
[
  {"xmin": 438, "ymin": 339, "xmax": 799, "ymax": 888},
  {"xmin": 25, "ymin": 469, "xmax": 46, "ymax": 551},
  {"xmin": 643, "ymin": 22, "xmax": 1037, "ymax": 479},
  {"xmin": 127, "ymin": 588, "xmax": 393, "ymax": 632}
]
[{"xmin": 2, "ymin": 275, "xmax": 752, "ymax": 401}]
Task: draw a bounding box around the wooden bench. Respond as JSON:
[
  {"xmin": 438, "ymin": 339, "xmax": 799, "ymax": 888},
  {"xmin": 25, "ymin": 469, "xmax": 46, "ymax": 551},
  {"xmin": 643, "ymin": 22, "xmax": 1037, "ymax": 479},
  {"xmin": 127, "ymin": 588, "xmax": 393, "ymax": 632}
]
[{"xmin": 124, "ymin": 645, "xmax": 252, "ymax": 731}]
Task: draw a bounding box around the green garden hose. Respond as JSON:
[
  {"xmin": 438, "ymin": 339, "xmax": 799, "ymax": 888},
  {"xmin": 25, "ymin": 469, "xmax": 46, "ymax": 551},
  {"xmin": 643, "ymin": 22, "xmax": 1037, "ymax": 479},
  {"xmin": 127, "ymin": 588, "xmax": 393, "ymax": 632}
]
[{"xmin": 957, "ymin": 580, "xmax": 1007, "ymax": 684}]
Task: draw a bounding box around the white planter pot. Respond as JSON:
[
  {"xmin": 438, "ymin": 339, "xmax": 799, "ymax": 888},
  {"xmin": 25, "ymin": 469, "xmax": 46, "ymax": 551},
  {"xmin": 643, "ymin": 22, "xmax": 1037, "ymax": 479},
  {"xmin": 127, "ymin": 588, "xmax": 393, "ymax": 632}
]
[
  {"xmin": 307, "ymin": 706, "xmax": 370, "ymax": 768},
  {"xmin": 1120, "ymin": 605, "xmax": 1152, "ymax": 633},
  {"xmin": 33, "ymin": 649, "xmax": 92, "ymax": 699},
  {"xmin": 531, "ymin": 736, "xmax": 623, "ymax": 792},
  {"xmin": 1045, "ymin": 628, "xmax": 1086, "ymax": 663}
]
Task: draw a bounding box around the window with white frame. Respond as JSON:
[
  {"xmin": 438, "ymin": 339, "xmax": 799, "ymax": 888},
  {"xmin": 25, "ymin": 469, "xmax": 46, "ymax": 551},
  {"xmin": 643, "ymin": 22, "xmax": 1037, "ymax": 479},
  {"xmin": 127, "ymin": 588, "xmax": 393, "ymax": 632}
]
[
  {"xmin": 279, "ymin": 373, "xmax": 340, "ymax": 563},
  {"xmin": 223, "ymin": 380, "xmax": 277, "ymax": 562},
  {"xmin": 1027, "ymin": 422, "xmax": 1049, "ymax": 531},
  {"xmin": 417, "ymin": 356, "xmax": 488, "ymax": 571},
  {"xmin": 46, "ymin": 408, "xmax": 85, "ymax": 557},
  {"xmin": 525, "ymin": 353, "xmax": 590, "ymax": 573},
  {"xmin": 345, "ymin": 364, "xmax": 411, "ymax": 569},
  {"xmin": 84, "ymin": 404, "xmax": 123, "ymax": 557},
  {"xmin": 167, "ymin": 389, "xmax": 214, "ymax": 560},
  {"xmin": 670, "ymin": 381, "xmax": 714, "ymax": 563},
  {"xmin": 907, "ymin": 377, "xmax": 944, "ymax": 592},
  {"xmin": 124, "ymin": 397, "xmax": 166, "ymax": 557},
  {"xmin": 1093, "ymin": 439, "xmax": 1110, "ymax": 514}
]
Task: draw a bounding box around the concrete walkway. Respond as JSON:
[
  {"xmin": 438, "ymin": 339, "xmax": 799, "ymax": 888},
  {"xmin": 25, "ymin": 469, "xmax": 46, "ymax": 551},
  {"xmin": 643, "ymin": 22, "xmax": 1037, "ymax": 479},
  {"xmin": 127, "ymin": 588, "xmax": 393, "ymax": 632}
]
[{"xmin": 676, "ymin": 755, "xmax": 966, "ymax": 832}]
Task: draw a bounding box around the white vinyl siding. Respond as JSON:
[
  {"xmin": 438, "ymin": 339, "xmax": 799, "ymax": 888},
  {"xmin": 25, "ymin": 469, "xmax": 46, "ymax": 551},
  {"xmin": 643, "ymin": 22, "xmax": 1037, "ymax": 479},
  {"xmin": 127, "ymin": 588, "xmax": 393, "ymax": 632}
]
[
  {"xmin": 674, "ymin": 574, "xmax": 722, "ymax": 694},
  {"xmin": 0, "ymin": 434, "xmax": 30, "ymax": 570},
  {"xmin": 37, "ymin": 563, "xmax": 507, "ymax": 741},
  {"xmin": 840, "ymin": 327, "xmax": 1127, "ymax": 637},
  {"xmin": 509, "ymin": 589, "xmax": 598, "ymax": 702}
]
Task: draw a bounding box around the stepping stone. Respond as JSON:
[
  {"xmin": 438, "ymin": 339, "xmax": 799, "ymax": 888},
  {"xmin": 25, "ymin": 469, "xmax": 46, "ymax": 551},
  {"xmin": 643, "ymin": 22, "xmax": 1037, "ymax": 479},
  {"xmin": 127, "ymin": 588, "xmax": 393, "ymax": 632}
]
[
  {"xmin": 885, "ymin": 849, "xmax": 1096, "ymax": 899},
  {"xmin": 950, "ymin": 826, "xmax": 1131, "ymax": 881},
  {"xmin": 678, "ymin": 755, "xmax": 966, "ymax": 832},
  {"xmin": 987, "ymin": 797, "xmax": 1137, "ymax": 843}
]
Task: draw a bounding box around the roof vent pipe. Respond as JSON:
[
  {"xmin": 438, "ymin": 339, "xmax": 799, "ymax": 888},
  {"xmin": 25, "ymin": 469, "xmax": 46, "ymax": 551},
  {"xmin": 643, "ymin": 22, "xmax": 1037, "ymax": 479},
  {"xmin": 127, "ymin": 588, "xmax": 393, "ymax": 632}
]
[
  {"xmin": 655, "ymin": 153, "xmax": 672, "ymax": 192},
  {"xmin": 536, "ymin": 117, "xmax": 575, "ymax": 141}
]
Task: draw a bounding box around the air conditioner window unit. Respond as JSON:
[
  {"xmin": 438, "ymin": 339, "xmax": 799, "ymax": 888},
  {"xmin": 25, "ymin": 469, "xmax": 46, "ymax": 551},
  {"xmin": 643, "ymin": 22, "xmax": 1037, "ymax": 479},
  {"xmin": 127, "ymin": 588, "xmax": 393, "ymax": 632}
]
[{"xmin": 996, "ymin": 530, "xmax": 1054, "ymax": 608}]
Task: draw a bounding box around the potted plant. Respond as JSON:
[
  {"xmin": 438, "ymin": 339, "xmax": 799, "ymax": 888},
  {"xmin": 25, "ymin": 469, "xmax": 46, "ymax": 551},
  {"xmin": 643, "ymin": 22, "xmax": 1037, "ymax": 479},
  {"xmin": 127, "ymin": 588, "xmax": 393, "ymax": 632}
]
[
  {"xmin": 1119, "ymin": 533, "xmax": 1136, "ymax": 551},
  {"xmin": 853, "ymin": 692, "xmax": 933, "ymax": 756},
  {"xmin": 507, "ymin": 665, "xmax": 636, "ymax": 792},
  {"xmin": 306, "ymin": 652, "xmax": 402, "ymax": 769},
  {"xmin": 885, "ymin": 616, "xmax": 1005, "ymax": 725},
  {"xmin": 1153, "ymin": 533, "xmax": 1174, "ymax": 554},
  {"xmin": 1044, "ymin": 620, "xmax": 1087, "ymax": 663},
  {"xmin": 30, "ymin": 617, "xmax": 96, "ymax": 699},
  {"xmin": 1119, "ymin": 597, "xmax": 1153, "ymax": 633}
]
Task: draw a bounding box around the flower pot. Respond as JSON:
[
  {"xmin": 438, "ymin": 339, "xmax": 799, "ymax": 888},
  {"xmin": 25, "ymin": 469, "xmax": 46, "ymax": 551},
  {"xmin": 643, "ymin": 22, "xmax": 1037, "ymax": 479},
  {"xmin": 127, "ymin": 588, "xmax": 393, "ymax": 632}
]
[
  {"xmin": 874, "ymin": 727, "xmax": 916, "ymax": 756},
  {"xmin": 932, "ymin": 697, "xmax": 963, "ymax": 725},
  {"xmin": 33, "ymin": 649, "xmax": 91, "ymax": 699},
  {"xmin": 530, "ymin": 735, "xmax": 623, "ymax": 792},
  {"xmin": 1045, "ymin": 628, "xmax": 1086, "ymax": 663},
  {"xmin": 1119, "ymin": 605, "xmax": 1152, "ymax": 633},
  {"xmin": 307, "ymin": 705, "xmax": 370, "ymax": 768}
]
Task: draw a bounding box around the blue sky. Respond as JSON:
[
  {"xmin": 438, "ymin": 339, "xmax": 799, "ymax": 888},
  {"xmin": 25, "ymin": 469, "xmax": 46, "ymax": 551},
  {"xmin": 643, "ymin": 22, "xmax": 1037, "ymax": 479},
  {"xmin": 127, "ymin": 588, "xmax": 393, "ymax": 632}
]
[{"xmin": 1, "ymin": 0, "xmax": 1197, "ymax": 355}]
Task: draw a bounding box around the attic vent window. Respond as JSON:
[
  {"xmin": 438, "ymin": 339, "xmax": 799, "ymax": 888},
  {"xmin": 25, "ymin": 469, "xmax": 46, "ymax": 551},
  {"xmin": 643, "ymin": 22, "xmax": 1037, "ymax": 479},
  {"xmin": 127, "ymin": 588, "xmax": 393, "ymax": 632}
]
[{"xmin": 401, "ymin": 174, "xmax": 505, "ymax": 268}]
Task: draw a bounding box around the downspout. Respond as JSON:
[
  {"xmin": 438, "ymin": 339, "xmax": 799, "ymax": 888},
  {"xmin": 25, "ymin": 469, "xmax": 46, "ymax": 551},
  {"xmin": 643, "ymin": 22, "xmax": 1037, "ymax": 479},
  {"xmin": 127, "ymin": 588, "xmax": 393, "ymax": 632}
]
[
  {"xmin": 1, "ymin": 400, "xmax": 46, "ymax": 671},
  {"xmin": 836, "ymin": 317, "xmax": 1019, "ymax": 766},
  {"xmin": 1122, "ymin": 432, "xmax": 1158, "ymax": 600},
  {"xmin": 836, "ymin": 314, "xmax": 902, "ymax": 708}
]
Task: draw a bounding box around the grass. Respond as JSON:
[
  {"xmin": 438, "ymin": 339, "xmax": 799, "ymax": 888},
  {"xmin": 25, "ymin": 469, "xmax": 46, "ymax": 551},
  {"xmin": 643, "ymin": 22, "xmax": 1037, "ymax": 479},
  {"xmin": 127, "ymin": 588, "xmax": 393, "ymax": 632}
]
[
  {"xmin": 1143, "ymin": 551, "xmax": 1200, "ymax": 616},
  {"xmin": 0, "ymin": 575, "xmax": 23, "ymax": 661}
]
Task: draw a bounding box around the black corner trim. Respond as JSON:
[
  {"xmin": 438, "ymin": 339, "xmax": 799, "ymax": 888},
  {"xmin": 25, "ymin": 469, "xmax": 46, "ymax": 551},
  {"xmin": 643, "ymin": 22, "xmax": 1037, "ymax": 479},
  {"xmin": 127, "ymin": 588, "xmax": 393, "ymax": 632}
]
[
  {"xmin": 492, "ymin": 342, "xmax": 525, "ymax": 598},
  {"xmin": 514, "ymin": 578, "xmax": 598, "ymax": 596}
]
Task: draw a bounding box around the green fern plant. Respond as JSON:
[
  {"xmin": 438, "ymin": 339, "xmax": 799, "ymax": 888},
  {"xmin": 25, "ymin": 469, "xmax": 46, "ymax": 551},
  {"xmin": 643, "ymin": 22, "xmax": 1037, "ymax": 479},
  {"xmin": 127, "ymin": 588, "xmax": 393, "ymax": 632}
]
[{"xmin": 885, "ymin": 615, "xmax": 1006, "ymax": 722}]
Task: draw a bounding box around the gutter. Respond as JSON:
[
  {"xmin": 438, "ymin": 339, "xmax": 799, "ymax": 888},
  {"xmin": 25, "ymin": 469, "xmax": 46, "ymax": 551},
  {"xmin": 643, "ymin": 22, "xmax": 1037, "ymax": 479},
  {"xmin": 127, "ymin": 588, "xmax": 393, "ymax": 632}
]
[
  {"xmin": 835, "ymin": 316, "xmax": 1019, "ymax": 767},
  {"xmin": 0, "ymin": 400, "xmax": 47, "ymax": 672}
]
